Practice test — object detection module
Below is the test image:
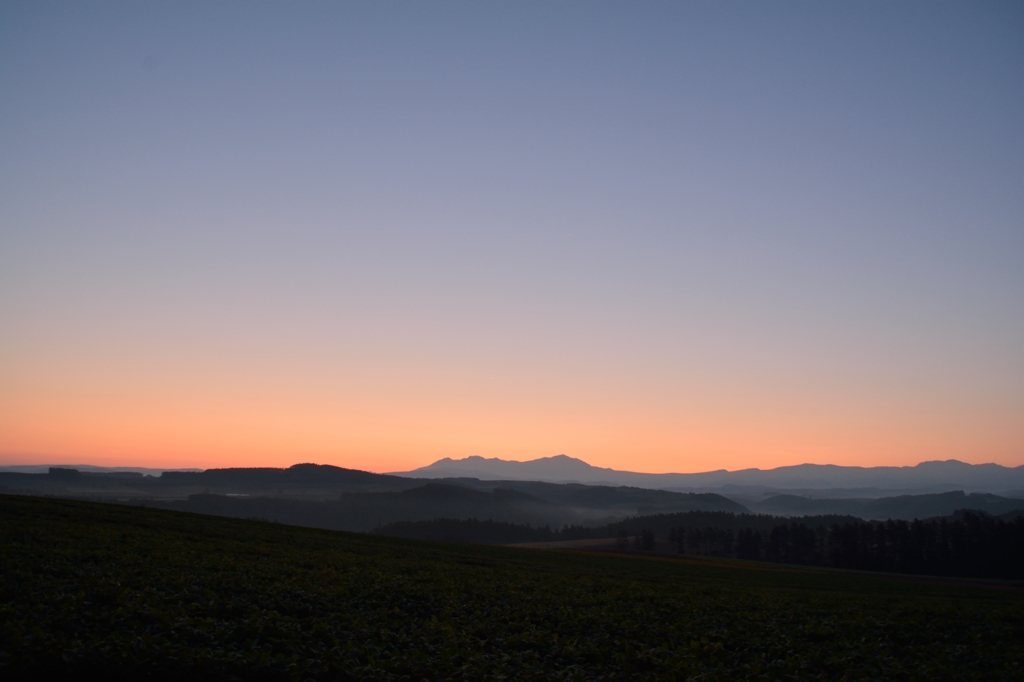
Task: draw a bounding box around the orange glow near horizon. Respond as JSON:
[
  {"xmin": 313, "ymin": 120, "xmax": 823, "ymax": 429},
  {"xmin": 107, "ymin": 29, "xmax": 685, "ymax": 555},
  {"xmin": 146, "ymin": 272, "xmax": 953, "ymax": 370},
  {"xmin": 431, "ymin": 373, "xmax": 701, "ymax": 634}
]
[
  {"xmin": 2, "ymin": 280, "xmax": 1021, "ymax": 475},
  {"xmin": 2, "ymin": 361, "xmax": 1020, "ymax": 472}
]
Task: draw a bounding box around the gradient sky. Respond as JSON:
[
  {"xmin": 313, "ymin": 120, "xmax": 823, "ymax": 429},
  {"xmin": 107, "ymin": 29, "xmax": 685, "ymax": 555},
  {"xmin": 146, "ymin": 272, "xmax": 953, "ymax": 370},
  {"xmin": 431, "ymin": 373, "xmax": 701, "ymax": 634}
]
[{"xmin": 1, "ymin": 2, "xmax": 1022, "ymax": 473}]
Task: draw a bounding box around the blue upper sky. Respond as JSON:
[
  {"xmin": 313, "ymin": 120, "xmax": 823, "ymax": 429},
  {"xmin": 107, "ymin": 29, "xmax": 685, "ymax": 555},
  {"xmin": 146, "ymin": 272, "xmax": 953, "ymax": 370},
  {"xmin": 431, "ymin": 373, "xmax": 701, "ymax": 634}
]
[{"xmin": 1, "ymin": 2, "xmax": 1021, "ymax": 471}]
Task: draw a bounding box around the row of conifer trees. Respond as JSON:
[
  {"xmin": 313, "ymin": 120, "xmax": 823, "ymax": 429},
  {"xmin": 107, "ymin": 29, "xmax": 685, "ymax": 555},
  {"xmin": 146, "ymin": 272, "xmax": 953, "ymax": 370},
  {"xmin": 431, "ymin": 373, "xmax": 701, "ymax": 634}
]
[{"xmin": 662, "ymin": 511, "xmax": 1023, "ymax": 579}]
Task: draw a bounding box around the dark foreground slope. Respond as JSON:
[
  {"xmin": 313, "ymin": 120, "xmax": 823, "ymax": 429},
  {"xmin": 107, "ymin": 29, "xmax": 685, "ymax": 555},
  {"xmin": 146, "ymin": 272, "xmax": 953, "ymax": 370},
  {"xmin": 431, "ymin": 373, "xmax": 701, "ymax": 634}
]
[{"xmin": 2, "ymin": 496, "xmax": 1023, "ymax": 681}]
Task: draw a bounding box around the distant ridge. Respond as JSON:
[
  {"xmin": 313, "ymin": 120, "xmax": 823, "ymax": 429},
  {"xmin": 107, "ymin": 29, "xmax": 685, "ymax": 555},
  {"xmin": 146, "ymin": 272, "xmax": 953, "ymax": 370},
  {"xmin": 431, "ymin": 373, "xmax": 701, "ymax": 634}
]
[
  {"xmin": 0, "ymin": 464, "xmax": 202, "ymax": 476},
  {"xmin": 392, "ymin": 455, "xmax": 1024, "ymax": 495}
]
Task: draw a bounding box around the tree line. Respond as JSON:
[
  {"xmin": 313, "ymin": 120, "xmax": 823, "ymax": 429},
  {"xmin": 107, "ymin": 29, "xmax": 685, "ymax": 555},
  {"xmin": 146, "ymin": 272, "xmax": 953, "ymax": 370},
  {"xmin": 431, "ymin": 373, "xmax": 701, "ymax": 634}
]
[{"xmin": 662, "ymin": 511, "xmax": 1024, "ymax": 579}]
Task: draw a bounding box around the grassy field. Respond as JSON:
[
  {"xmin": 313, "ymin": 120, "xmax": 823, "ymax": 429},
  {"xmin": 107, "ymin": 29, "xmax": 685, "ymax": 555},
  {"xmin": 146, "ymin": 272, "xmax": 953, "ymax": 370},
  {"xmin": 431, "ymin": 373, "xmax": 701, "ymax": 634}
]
[{"xmin": 1, "ymin": 495, "xmax": 1022, "ymax": 680}]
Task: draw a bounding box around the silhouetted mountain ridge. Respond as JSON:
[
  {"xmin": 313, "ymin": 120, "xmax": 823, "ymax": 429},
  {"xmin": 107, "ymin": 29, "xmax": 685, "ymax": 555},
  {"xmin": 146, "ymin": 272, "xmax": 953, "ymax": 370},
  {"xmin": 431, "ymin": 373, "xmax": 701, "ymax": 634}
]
[{"xmin": 395, "ymin": 456, "xmax": 1024, "ymax": 495}]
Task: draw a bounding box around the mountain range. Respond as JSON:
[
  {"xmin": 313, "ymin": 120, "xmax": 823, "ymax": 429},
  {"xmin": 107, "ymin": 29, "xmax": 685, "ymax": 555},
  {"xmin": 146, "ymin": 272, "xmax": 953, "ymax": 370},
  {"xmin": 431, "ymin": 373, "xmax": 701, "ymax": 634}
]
[
  {"xmin": 394, "ymin": 455, "xmax": 1024, "ymax": 496},
  {"xmin": 1, "ymin": 462, "xmax": 1021, "ymax": 530}
]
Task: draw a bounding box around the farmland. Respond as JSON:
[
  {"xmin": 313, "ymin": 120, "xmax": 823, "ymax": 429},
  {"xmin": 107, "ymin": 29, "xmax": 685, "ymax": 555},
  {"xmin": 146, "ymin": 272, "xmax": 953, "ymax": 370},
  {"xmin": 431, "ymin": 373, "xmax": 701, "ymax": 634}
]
[{"xmin": 2, "ymin": 495, "xmax": 1022, "ymax": 680}]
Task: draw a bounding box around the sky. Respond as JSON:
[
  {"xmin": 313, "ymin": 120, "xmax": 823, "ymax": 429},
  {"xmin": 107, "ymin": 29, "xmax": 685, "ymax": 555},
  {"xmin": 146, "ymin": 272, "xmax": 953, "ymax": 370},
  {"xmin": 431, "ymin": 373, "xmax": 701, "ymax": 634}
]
[{"xmin": 1, "ymin": 2, "xmax": 1022, "ymax": 474}]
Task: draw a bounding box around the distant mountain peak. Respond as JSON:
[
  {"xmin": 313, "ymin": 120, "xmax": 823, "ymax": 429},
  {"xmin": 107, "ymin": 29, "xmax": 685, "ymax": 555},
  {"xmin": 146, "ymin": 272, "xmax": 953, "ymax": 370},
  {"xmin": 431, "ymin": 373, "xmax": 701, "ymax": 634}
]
[
  {"xmin": 546, "ymin": 454, "xmax": 591, "ymax": 464},
  {"xmin": 423, "ymin": 454, "xmax": 597, "ymax": 468}
]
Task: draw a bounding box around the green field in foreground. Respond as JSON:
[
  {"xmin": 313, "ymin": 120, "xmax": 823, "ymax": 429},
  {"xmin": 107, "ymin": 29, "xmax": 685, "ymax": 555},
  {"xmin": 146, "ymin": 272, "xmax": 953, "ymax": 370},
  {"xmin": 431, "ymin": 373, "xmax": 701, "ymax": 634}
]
[{"xmin": 2, "ymin": 495, "xmax": 1022, "ymax": 681}]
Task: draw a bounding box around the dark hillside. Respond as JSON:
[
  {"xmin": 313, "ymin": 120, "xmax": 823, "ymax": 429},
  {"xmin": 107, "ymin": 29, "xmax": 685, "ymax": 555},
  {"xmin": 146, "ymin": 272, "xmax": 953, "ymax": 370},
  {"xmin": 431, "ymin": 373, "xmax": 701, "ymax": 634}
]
[
  {"xmin": 0, "ymin": 463, "xmax": 419, "ymax": 499},
  {"xmin": 751, "ymin": 490, "xmax": 1024, "ymax": 519},
  {"xmin": 0, "ymin": 466, "xmax": 744, "ymax": 520},
  {"xmin": 2, "ymin": 494, "xmax": 1023, "ymax": 680},
  {"xmin": 143, "ymin": 483, "xmax": 571, "ymax": 532},
  {"xmin": 138, "ymin": 481, "xmax": 746, "ymax": 532},
  {"xmin": 1, "ymin": 465, "xmax": 752, "ymax": 531},
  {"xmin": 159, "ymin": 463, "xmax": 415, "ymax": 492},
  {"xmin": 465, "ymin": 480, "xmax": 748, "ymax": 515}
]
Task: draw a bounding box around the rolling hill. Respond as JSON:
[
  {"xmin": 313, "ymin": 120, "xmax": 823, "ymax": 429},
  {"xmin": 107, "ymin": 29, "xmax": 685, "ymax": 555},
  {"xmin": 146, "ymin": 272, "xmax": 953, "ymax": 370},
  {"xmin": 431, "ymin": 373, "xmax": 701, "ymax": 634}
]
[{"xmin": 3, "ymin": 494, "xmax": 1021, "ymax": 680}]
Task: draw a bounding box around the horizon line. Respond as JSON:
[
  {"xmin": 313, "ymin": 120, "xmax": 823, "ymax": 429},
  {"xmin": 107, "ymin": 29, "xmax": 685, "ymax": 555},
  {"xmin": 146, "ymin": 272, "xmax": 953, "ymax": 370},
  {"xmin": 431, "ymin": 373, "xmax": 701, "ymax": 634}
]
[{"xmin": 2, "ymin": 453, "xmax": 1019, "ymax": 476}]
